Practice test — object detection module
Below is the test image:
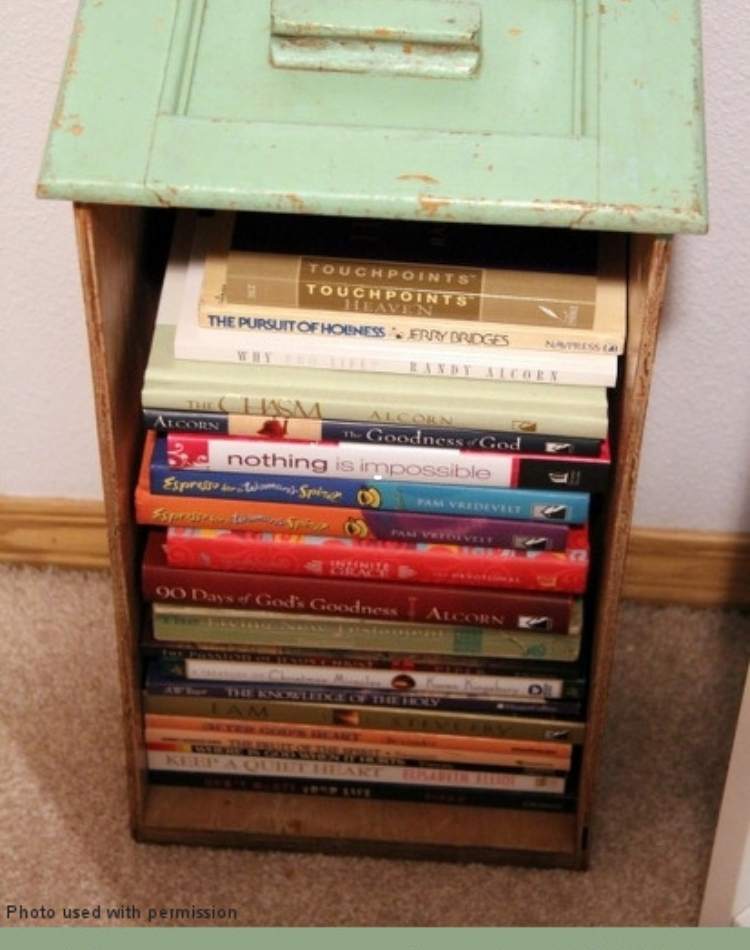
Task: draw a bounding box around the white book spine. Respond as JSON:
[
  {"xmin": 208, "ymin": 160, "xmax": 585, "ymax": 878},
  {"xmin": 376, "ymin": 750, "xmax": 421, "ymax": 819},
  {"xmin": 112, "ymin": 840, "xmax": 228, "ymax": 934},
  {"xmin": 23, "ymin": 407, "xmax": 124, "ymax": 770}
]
[
  {"xmin": 174, "ymin": 328, "xmax": 618, "ymax": 387},
  {"xmin": 180, "ymin": 658, "xmax": 564, "ymax": 700},
  {"xmin": 146, "ymin": 749, "xmax": 565, "ymax": 793},
  {"xmin": 168, "ymin": 436, "xmax": 515, "ymax": 486}
]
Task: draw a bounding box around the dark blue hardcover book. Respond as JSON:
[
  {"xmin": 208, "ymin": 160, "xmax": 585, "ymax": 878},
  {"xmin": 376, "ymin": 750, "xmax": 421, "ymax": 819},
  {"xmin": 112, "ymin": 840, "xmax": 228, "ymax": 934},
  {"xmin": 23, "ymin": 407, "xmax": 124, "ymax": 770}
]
[{"xmin": 143, "ymin": 408, "xmax": 603, "ymax": 457}]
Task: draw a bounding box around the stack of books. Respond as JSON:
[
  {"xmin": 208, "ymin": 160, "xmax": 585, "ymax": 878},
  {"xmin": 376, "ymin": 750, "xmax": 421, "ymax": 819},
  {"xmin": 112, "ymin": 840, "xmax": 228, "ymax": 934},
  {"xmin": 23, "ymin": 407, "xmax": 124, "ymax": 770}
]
[{"xmin": 136, "ymin": 211, "xmax": 625, "ymax": 812}]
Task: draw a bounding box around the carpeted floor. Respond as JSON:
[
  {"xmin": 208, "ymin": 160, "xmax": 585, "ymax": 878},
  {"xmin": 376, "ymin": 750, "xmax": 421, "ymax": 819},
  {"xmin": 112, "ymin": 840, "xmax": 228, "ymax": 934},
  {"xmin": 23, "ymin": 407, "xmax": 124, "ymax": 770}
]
[{"xmin": 1, "ymin": 564, "xmax": 748, "ymax": 927}]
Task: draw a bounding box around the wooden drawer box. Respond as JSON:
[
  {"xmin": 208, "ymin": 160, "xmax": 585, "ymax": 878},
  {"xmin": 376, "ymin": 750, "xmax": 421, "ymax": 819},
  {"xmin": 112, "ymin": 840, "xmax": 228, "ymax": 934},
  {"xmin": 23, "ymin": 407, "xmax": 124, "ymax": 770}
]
[{"xmin": 41, "ymin": 0, "xmax": 705, "ymax": 868}]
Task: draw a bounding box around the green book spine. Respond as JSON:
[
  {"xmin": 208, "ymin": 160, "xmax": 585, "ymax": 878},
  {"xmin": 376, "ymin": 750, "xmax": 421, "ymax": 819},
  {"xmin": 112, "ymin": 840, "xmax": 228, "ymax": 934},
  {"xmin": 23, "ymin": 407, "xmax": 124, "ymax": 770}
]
[
  {"xmin": 152, "ymin": 606, "xmax": 582, "ymax": 662},
  {"xmin": 143, "ymin": 328, "xmax": 609, "ymax": 438},
  {"xmin": 143, "ymin": 693, "xmax": 586, "ymax": 744}
]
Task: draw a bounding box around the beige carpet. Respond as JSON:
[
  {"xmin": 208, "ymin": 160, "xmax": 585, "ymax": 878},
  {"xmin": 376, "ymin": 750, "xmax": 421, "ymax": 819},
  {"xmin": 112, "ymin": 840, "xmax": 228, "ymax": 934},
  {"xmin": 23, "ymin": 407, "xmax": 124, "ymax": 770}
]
[{"xmin": 1, "ymin": 564, "xmax": 748, "ymax": 927}]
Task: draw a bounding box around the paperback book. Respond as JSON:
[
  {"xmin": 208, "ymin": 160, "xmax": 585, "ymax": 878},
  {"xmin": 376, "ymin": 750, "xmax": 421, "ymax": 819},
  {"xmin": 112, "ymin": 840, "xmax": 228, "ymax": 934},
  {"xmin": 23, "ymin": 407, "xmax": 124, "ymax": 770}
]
[
  {"xmin": 137, "ymin": 435, "xmax": 584, "ymax": 546},
  {"xmin": 151, "ymin": 434, "xmax": 591, "ymax": 524},
  {"xmin": 193, "ymin": 211, "xmax": 627, "ymax": 353},
  {"xmin": 143, "ymin": 693, "xmax": 587, "ymax": 743},
  {"xmin": 142, "ymin": 215, "xmax": 610, "ymax": 438},
  {"xmin": 144, "ymin": 713, "xmax": 574, "ymax": 765},
  {"xmin": 148, "ymin": 769, "xmax": 576, "ymax": 811}
]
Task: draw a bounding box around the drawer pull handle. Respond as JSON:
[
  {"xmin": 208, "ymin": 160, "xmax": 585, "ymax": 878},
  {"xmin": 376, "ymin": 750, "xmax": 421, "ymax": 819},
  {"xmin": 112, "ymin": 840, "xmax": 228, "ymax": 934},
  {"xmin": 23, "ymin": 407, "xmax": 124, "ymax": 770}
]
[{"xmin": 270, "ymin": 0, "xmax": 482, "ymax": 79}]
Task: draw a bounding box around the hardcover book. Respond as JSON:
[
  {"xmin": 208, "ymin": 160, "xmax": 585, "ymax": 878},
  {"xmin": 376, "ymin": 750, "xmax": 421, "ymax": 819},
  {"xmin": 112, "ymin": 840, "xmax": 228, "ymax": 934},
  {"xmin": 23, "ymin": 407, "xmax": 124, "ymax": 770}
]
[
  {"xmin": 154, "ymin": 656, "xmax": 583, "ymax": 702},
  {"xmin": 150, "ymin": 605, "xmax": 584, "ymax": 662},
  {"xmin": 164, "ymin": 431, "xmax": 609, "ymax": 495},
  {"xmin": 144, "ymin": 667, "xmax": 582, "ymax": 717},
  {"xmin": 142, "ymin": 531, "xmax": 582, "ymax": 634},
  {"xmin": 143, "ymin": 408, "xmax": 605, "ymax": 458},
  {"xmin": 144, "ymin": 640, "xmax": 584, "ymax": 677}
]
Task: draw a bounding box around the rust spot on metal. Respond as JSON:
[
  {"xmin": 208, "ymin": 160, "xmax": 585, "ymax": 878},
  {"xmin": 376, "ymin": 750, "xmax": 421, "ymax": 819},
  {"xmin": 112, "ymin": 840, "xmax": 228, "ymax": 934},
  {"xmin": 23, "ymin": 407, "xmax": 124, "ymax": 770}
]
[
  {"xmin": 69, "ymin": 122, "xmax": 85, "ymax": 136},
  {"xmin": 508, "ymin": 27, "xmax": 523, "ymax": 38},
  {"xmin": 419, "ymin": 195, "xmax": 451, "ymax": 216},
  {"xmin": 63, "ymin": 17, "xmax": 85, "ymax": 83},
  {"xmin": 402, "ymin": 42, "xmax": 414, "ymax": 55},
  {"xmin": 149, "ymin": 189, "xmax": 172, "ymax": 208},
  {"xmin": 286, "ymin": 193, "xmax": 307, "ymax": 212},
  {"xmin": 374, "ymin": 28, "xmax": 395, "ymax": 38},
  {"xmin": 291, "ymin": 36, "xmax": 328, "ymax": 50},
  {"xmin": 37, "ymin": 183, "xmax": 50, "ymax": 199},
  {"xmin": 397, "ymin": 174, "xmax": 440, "ymax": 185}
]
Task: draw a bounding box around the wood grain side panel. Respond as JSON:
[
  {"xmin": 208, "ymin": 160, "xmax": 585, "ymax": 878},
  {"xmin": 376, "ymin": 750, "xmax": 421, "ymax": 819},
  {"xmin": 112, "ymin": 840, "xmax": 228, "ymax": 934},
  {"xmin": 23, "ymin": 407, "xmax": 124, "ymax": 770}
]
[
  {"xmin": 74, "ymin": 204, "xmax": 169, "ymax": 833},
  {"xmin": 575, "ymin": 234, "xmax": 672, "ymax": 859}
]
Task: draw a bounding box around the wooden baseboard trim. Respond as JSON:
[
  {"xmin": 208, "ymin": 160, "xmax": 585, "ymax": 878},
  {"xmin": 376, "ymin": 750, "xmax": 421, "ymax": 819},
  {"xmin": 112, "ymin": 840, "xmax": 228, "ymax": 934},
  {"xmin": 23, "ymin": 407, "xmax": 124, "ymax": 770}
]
[
  {"xmin": 1, "ymin": 497, "xmax": 749, "ymax": 608},
  {"xmin": 0, "ymin": 496, "xmax": 109, "ymax": 570},
  {"xmin": 622, "ymin": 528, "xmax": 750, "ymax": 609}
]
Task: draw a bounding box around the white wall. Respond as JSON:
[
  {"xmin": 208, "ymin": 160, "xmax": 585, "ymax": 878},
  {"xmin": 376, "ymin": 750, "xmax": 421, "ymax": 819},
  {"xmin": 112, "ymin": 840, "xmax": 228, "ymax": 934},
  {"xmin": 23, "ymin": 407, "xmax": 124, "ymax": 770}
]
[{"xmin": 2, "ymin": 2, "xmax": 748, "ymax": 530}]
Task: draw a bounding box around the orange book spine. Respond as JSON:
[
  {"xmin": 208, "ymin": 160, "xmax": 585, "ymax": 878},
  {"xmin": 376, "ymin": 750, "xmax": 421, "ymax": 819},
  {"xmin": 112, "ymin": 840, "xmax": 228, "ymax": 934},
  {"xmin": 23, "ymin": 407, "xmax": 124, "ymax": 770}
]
[{"xmin": 144, "ymin": 714, "xmax": 572, "ymax": 763}]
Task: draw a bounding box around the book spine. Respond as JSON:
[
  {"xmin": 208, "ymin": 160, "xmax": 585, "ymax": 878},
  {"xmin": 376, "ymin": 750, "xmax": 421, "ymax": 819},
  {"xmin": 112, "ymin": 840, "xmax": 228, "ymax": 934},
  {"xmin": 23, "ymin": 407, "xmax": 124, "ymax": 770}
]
[
  {"xmin": 147, "ymin": 739, "xmax": 568, "ymax": 776},
  {"xmin": 143, "ymin": 409, "xmax": 604, "ymax": 457},
  {"xmin": 199, "ymin": 223, "xmax": 624, "ymax": 356},
  {"xmin": 164, "ymin": 528, "xmax": 589, "ymax": 594},
  {"xmin": 144, "ymin": 671, "xmax": 582, "ymax": 717},
  {"xmin": 138, "ymin": 495, "xmax": 571, "ymax": 549},
  {"xmin": 151, "ymin": 607, "xmax": 584, "ymax": 662},
  {"xmin": 146, "ymin": 732, "xmax": 564, "ymax": 770},
  {"xmin": 150, "ymin": 461, "xmax": 590, "ymax": 525},
  {"xmin": 142, "ymin": 543, "xmax": 578, "ymax": 634},
  {"xmin": 165, "ymin": 433, "xmax": 608, "ymax": 496},
  {"xmin": 148, "ymin": 769, "xmax": 576, "ymax": 811},
  {"xmin": 146, "ymin": 749, "xmax": 566, "ymax": 794},
  {"xmin": 145, "ymin": 641, "xmax": 583, "ymax": 677},
  {"xmin": 174, "ymin": 332, "xmax": 618, "ymax": 387},
  {"xmin": 142, "ymin": 693, "xmax": 587, "ymax": 743},
  {"xmin": 143, "ymin": 713, "xmax": 574, "ymax": 763},
  {"xmin": 141, "ymin": 384, "xmax": 609, "ymax": 439},
  {"xmin": 154, "ymin": 657, "xmax": 583, "ymax": 702}
]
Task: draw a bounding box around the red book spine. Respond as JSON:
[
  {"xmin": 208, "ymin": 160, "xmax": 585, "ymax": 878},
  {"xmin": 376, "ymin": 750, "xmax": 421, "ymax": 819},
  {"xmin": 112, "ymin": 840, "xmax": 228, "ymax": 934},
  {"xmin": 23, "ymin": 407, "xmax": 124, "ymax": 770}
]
[
  {"xmin": 142, "ymin": 532, "xmax": 576, "ymax": 633},
  {"xmin": 164, "ymin": 528, "xmax": 589, "ymax": 594}
]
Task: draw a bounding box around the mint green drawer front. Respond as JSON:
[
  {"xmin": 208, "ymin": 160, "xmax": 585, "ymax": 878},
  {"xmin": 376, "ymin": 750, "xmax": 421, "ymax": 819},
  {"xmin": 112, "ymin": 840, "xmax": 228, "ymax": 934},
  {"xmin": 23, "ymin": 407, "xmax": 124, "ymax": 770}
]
[{"xmin": 39, "ymin": 0, "xmax": 707, "ymax": 233}]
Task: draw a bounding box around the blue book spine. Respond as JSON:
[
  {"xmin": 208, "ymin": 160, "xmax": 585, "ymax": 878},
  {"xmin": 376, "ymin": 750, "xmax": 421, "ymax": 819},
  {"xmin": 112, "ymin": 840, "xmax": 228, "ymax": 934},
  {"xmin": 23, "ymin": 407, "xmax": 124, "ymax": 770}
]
[{"xmin": 150, "ymin": 437, "xmax": 589, "ymax": 524}]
